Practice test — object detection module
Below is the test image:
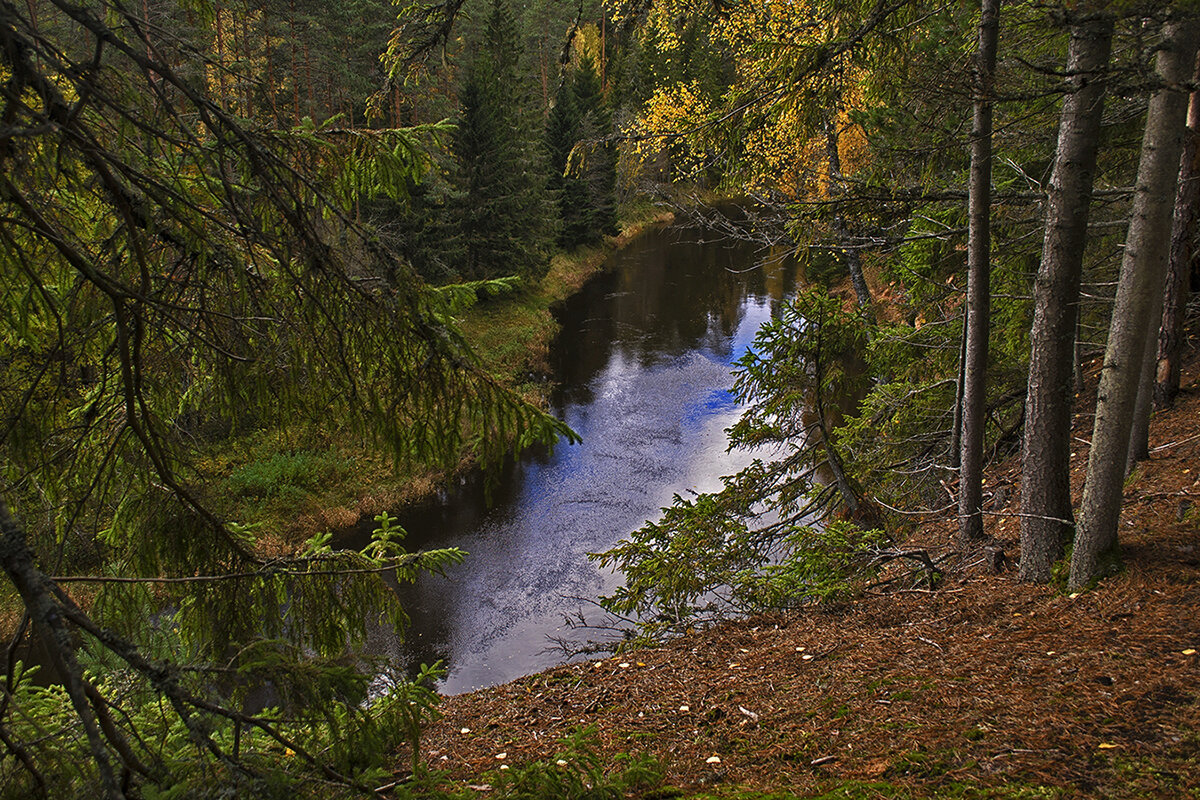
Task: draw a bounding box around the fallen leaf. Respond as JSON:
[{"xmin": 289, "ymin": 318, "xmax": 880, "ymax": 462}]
[
  {"xmin": 706, "ymin": 755, "xmax": 722, "ymax": 764},
  {"xmin": 1098, "ymin": 743, "xmax": 1120, "ymax": 750},
  {"xmin": 460, "ymin": 727, "xmax": 471, "ymax": 734},
  {"xmin": 802, "ymin": 654, "xmax": 814, "ymax": 661},
  {"xmin": 1183, "ymin": 649, "xmax": 1197, "ymax": 656},
  {"xmin": 619, "ymin": 662, "xmax": 631, "ymax": 669},
  {"xmin": 495, "ymin": 752, "xmax": 507, "ymax": 760},
  {"xmin": 556, "ymin": 759, "xmax": 568, "ymax": 767},
  {"xmin": 679, "ymin": 704, "xmax": 690, "ymax": 712}
]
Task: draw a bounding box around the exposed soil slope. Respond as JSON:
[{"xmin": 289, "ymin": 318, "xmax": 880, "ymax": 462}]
[{"xmin": 406, "ymin": 344, "xmax": 1200, "ymax": 798}]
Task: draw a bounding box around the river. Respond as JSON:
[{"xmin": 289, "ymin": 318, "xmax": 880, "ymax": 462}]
[{"xmin": 359, "ymin": 222, "xmax": 800, "ymax": 695}]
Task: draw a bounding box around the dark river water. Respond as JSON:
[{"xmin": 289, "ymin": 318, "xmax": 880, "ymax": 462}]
[{"xmin": 358, "ymin": 223, "xmax": 799, "ymax": 695}]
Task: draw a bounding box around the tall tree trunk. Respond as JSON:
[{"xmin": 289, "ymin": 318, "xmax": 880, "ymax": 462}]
[
  {"xmin": 1071, "ymin": 17, "xmax": 1199, "ymax": 590},
  {"xmin": 1154, "ymin": 53, "xmax": 1200, "ymax": 410},
  {"xmin": 288, "ymin": 0, "xmax": 301, "ymax": 123},
  {"xmin": 213, "ymin": 3, "xmax": 229, "ymax": 112},
  {"xmin": 959, "ymin": 0, "xmax": 1000, "ymax": 547},
  {"xmin": 264, "ymin": 12, "xmax": 281, "ymax": 126},
  {"xmin": 950, "ymin": 319, "xmax": 967, "ymax": 469},
  {"xmin": 1018, "ymin": 9, "xmax": 1113, "ymax": 582}
]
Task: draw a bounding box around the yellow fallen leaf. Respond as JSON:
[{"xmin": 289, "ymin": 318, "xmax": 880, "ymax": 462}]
[
  {"xmin": 1068, "ymin": 593, "xmax": 1080, "ymax": 599},
  {"xmin": 284, "ymin": 748, "xmax": 295, "ymax": 758},
  {"xmin": 1097, "ymin": 743, "xmax": 1119, "ymax": 750},
  {"xmin": 1183, "ymin": 649, "xmax": 1197, "ymax": 656},
  {"xmin": 637, "ymin": 662, "xmax": 646, "ymax": 667}
]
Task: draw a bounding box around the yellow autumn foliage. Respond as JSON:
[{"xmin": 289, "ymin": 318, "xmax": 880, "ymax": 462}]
[{"xmin": 610, "ymin": 0, "xmax": 874, "ymax": 197}]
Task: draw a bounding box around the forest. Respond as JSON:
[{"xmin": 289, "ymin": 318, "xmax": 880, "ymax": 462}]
[{"xmin": 0, "ymin": 0, "xmax": 1198, "ymax": 797}]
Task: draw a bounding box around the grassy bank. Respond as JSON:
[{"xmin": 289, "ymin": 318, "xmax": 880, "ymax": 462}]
[{"xmin": 206, "ymin": 199, "xmax": 675, "ymax": 547}]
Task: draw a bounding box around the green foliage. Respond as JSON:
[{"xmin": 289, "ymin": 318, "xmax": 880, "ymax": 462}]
[
  {"xmin": 225, "ymin": 450, "xmax": 353, "ymax": 502},
  {"xmin": 0, "ymin": 2, "xmax": 578, "ymax": 795},
  {"xmin": 2, "ymin": 511, "xmax": 461, "ymax": 798},
  {"xmin": 595, "ymin": 288, "xmax": 884, "ymax": 639},
  {"xmin": 453, "ymin": 0, "xmax": 556, "ymax": 280},
  {"xmin": 491, "ymin": 726, "xmax": 664, "ymax": 800},
  {"xmin": 548, "ymin": 54, "xmax": 620, "ymax": 249},
  {"xmin": 1, "ymin": 659, "xmax": 447, "ymax": 800}
]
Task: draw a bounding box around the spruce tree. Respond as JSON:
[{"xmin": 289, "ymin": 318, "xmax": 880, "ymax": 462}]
[
  {"xmin": 547, "ymin": 54, "xmax": 619, "ymax": 249},
  {"xmin": 573, "ymin": 54, "xmax": 619, "ymax": 240},
  {"xmin": 453, "ymin": 0, "xmax": 554, "ymax": 280}
]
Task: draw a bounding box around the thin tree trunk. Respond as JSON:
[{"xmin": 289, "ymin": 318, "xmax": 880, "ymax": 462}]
[
  {"xmin": 288, "ymin": 0, "xmax": 301, "ymax": 123},
  {"xmin": 1155, "ymin": 53, "xmax": 1200, "ymax": 410},
  {"xmin": 1018, "ymin": 9, "xmax": 1113, "ymax": 582},
  {"xmin": 950, "ymin": 318, "xmax": 967, "ymax": 469},
  {"xmin": 264, "ymin": 11, "xmax": 281, "ymax": 126},
  {"xmin": 1071, "ymin": 17, "xmax": 1199, "ymax": 590},
  {"xmin": 213, "ymin": 3, "xmax": 229, "ymax": 112},
  {"xmin": 825, "ymin": 118, "xmax": 876, "ymax": 323},
  {"xmin": 959, "ymin": 0, "xmax": 1000, "ymax": 547}
]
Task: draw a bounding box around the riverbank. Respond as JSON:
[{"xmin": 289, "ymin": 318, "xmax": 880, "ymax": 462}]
[
  {"xmin": 395, "ymin": 345, "xmax": 1200, "ymax": 798},
  {"xmin": 203, "ymin": 200, "xmax": 676, "ymax": 549}
]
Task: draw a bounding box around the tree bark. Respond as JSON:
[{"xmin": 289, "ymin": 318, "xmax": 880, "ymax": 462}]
[
  {"xmin": 1018, "ymin": 10, "xmax": 1113, "ymax": 582},
  {"xmin": 1154, "ymin": 53, "xmax": 1200, "ymax": 410},
  {"xmin": 959, "ymin": 0, "xmax": 1000, "ymax": 547},
  {"xmin": 1071, "ymin": 17, "xmax": 1199, "ymax": 590},
  {"xmin": 0, "ymin": 500, "xmax": 125, "ymax": 799}
]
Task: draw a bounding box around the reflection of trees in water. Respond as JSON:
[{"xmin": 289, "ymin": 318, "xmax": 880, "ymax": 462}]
[
  {"xmin": 371, "ymin": 224, "xmax": 801, "ymax": 687},
  {"xmin": 552, "ymin": 227, "xmax": 799, "ymax": 408}
]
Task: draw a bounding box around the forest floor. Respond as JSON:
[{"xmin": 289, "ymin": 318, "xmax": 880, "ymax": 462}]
[{"xmin": 402, "ymin": 342, "xmax": 1200, "ymax": 798}]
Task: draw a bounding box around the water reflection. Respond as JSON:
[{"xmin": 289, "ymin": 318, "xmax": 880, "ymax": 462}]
[{"xmin": 361, "ymin": 224, "xmax": 798, "ymax": 694}]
